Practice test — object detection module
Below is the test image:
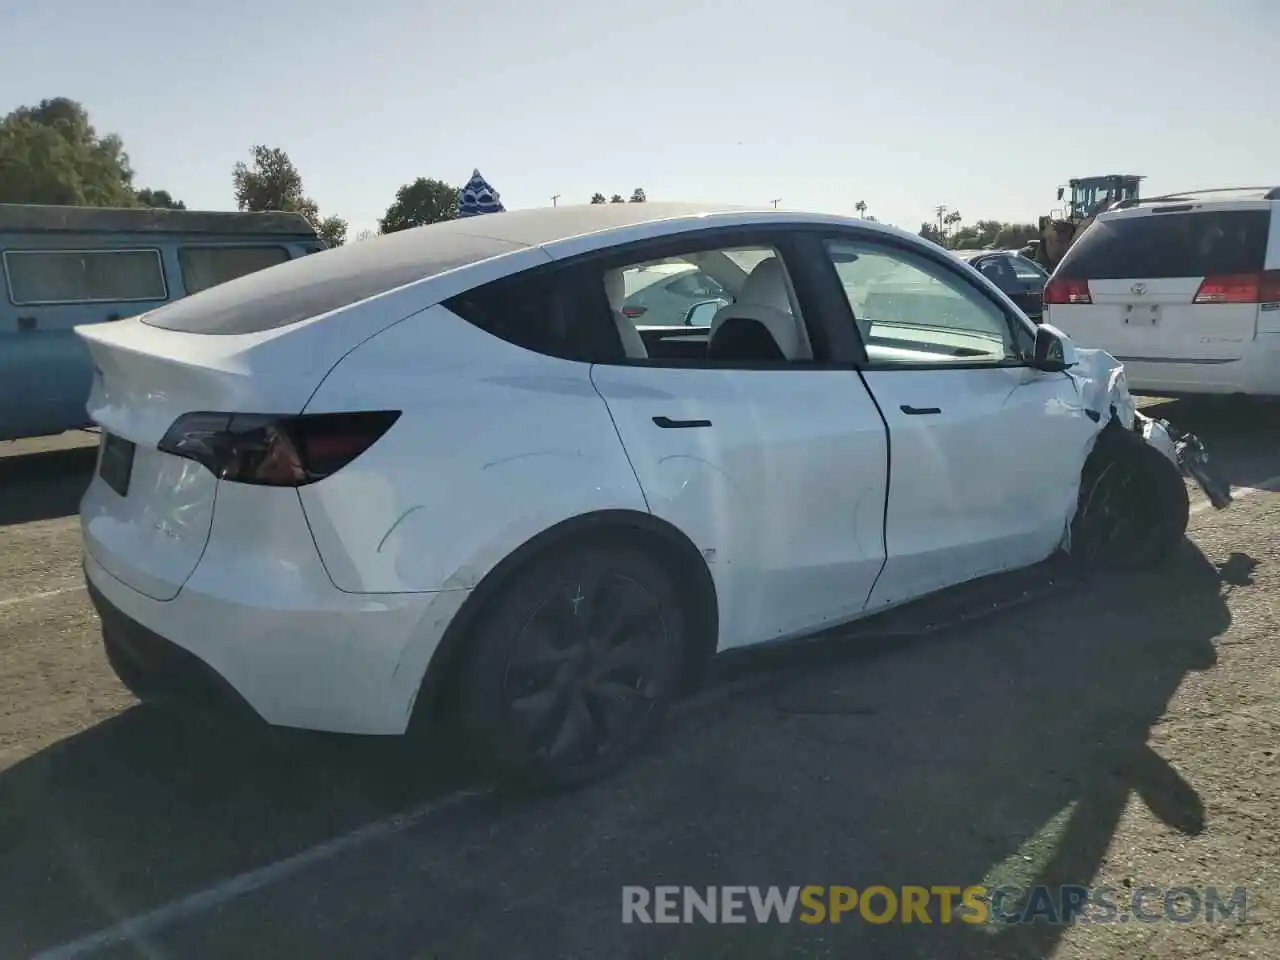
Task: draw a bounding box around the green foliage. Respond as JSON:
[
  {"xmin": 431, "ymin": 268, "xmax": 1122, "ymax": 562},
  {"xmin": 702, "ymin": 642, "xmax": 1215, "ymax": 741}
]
[
  {"xmin": 609, "ymin": 194, "xmax": 625, "ymax": 203},
  {"xmin": 920, "ymin": 217, "xmax": 1040, "ymax": 251},
  {"xmin": 232, "ymin": 144, "xmax": 348, "ymax": 245},
  {"xmin": 316, "ymin": 215, "xmax": 348, "ymax": 248},
  {"xmin": 379, "ymin": 177, "xmax": 459, "ymax": 233},
  {"xmin": 629, "ymin": 188, "xmax": 646, "ymax": 203},
  {"xmin": 590, "ymin": 192, "xmax": 606, "ymax": 204},
  {"xmin": 136, "ymin": 187, "xmax": 185, "ymax": 209},
  {"xmin": 918, "ymin": 222, "xmax": 944, "ymax": 245},
  {"xmin": 0, "ymin": 97, "xmax": 138, "ymax": 206}
]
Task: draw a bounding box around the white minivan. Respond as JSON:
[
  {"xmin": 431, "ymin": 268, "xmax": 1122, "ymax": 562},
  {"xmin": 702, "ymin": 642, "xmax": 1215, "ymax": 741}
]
[{"xmin": 1043, "ymin": 187, "xmax": 1280, "ymax": 397}]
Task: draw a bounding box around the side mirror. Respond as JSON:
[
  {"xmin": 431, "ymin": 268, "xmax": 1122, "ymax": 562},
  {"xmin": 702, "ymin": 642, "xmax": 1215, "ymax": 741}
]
[
  {"xmin": 684, "ymin": 298, "xmax": 729, "ymax": 327},
  {"xmin": 1031, "ymin": 322, "xmax": 1077, "ymax": 372},
  {"xmin": 1056, "ymin": 187, "xmax": 1065, "ymax": 201}
]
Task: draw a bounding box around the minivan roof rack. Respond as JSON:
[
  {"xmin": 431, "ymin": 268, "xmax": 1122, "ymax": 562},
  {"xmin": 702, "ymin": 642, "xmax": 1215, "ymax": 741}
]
[{"xmin": 1113, "ymin": 186, "xmax": 1280, "ymax": 209}]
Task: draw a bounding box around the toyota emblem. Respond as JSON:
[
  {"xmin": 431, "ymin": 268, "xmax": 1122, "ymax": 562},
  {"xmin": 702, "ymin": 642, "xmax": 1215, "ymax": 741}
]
[{"xmin": 1131, "ymin": 283, "xmax": 1148, "ymax": 296}]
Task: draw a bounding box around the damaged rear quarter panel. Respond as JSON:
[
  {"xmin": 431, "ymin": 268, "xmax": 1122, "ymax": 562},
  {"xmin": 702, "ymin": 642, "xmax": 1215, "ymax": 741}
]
[{"xmin": 296, "ymin": 305, "xmax": 648, "ymax": 595}]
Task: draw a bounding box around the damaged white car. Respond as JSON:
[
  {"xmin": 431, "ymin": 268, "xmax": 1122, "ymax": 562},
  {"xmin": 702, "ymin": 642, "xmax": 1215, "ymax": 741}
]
[{"xmin": 76, "ymin": 203, "xmax": 1229, "ymax": 791}]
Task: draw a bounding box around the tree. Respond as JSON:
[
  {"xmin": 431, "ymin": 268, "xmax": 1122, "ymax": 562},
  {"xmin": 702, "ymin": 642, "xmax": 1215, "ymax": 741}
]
[
  {"xmin": 0, "ymin": 97, "xmax": 138, "ymax": 206},
  {"xmin": 942, "ymin": 218, "xmax": 1041, "ymax": 251},
  {"xmin": 609, "ymin": 194, "xmax": 625, "ymax": 203},
  {"xmin": 232, "ymin": 144, "xmax": 348, "ymax": 246},
  {"xmin": 317, "ymin": 215, "xmax": 347, "ymax": 248},
  {"xmin": 855, "ymin": 200, "xmax": 867, "ymax": 218},
  {"xmin": 355, "ymin": 228, "xmax": 377, "ymax": 242},
  {"xmin": 629, "ymin": 187, "xmax": 646, "ymax": 203},
  {"xmin": 378, "ymin": 177, "xmax": 459, "ymax": 233},
  {"xmin": 918, "ymin": 222, "xmax": 944, "ymax": 245},
  {"xmin": 590, "ymin": 192, "xmax": 606, "ymax": 204},
  {"xmin": 136, "ymin": 187, "xmax": 185, "ymax": 209}
]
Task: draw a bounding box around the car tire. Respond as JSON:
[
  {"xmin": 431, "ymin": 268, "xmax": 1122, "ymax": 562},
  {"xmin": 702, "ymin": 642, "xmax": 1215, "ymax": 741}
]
[
  {"xmin": 1069, "ymin": 420, "xmax": 1190, "ymax": 571},
  {"xmin": 457, "ymin": 540, "xmax": 687, "ymax": 793}
]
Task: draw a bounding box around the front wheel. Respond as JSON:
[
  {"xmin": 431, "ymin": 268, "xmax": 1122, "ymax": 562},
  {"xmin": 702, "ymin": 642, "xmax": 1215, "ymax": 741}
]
[
  {"xmin": 458, "ymin": 541, "xmax": 687, "ymax": 792},
  {"xmin": 1069, "ymin": 421, "xmax": 1190, "ymax": 571}
]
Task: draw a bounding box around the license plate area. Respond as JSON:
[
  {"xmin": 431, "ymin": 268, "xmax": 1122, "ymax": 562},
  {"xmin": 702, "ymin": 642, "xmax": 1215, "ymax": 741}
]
[
  {"xmin": 1124, "ymin": 304, "xmax": 1161, "ymax": 326},
  {"xmin": 99, "ymin": 432, "xmax": 136, "ymax": 497}
]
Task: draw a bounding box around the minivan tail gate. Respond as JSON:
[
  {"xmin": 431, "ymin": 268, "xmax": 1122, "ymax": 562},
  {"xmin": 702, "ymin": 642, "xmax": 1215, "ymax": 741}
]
[{"xmin": 1053, "ymin": 207, "xmax": 1271, "ymax": 362}]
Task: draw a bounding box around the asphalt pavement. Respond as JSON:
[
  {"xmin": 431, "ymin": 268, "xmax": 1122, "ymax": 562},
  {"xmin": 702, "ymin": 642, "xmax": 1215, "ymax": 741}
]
[{"xmin": 1, "ymin": 400, "xmax": 1278, "ymax": 960}]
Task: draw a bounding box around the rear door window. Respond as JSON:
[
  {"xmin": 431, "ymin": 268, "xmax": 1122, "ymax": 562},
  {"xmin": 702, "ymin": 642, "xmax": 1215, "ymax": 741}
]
[
  {"xmin": 4, "ymin": 249, "xmax": 167, "ymax": 304},
  {"xmin": 1057, "ymin": 209, "xmax": 1270, "ymax": 279},
  {"xmin": 178, "ymin": 245, "xmax": 290, "ymax": 295}
]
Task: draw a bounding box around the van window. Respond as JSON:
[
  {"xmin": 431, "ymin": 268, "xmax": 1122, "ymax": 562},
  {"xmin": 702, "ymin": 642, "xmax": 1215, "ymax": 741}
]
[
  {"xmin": 1058, "ymin": 209, "xmax": 1271, "ymax": 280},
  {"xmin": 179, "ymin": 245, "xmax": 291, "ymax": 295},
  {"xmin": 4, "ymin": 249, "xmax": 166, "ymax": 305}
]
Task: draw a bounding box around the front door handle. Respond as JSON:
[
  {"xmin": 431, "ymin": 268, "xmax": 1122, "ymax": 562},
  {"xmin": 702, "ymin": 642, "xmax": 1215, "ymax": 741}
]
[
  {"xmin": 900, "ymin": 404, "xmax": 942, "ymax": 415},
  {"xmin": 653, "ymin": 416, "xmax": 712, "ymax": 429}
]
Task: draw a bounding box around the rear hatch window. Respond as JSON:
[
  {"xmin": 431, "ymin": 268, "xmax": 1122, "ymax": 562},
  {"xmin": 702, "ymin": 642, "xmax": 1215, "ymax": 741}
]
[{"xmin": 1057, "ymin": 208, "xmax": 1271, "ymax": 279}]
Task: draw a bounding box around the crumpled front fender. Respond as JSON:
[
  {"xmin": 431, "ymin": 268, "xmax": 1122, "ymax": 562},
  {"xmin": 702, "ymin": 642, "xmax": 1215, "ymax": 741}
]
[{"xmin": 1064, "ymin": 347, "xmax": 1232, "ymax": 511}]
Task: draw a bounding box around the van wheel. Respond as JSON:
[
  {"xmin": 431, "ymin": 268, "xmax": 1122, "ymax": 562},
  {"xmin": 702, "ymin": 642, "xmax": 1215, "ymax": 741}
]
[
  {"xmin": 458, "ymin": 541, "xmax": 686, "ymax": 792},
  {"xmin": 1069, "ymin": 421, "xmax": 1190, "ymax": 571}
]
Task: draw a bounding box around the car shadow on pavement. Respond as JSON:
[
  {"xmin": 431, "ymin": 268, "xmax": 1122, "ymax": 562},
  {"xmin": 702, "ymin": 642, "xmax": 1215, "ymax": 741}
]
[
  {"xmin": 0, "ymin": 705, "xmax": 477, "ymax": 956},
  {"xmin": 0, "ymin": 543, "xmax": 1230, "ymax": 959},
  {"xmin": 0, "ymin": 445, "xmax": 96, "ymax": 527}
]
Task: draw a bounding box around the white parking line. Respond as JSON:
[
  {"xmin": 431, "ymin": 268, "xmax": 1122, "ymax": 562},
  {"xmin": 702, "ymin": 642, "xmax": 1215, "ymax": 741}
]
[
  {"xmin": 1190, "ymin": 474, "xmax": 1280, "ymax": 516},
  {"xmin": 0, "ymin": 584, "xmax": 84, "ymax": 609},
  {"xmin": 32, "ymin": 788, "xmax": 487, "ymax": 960}
]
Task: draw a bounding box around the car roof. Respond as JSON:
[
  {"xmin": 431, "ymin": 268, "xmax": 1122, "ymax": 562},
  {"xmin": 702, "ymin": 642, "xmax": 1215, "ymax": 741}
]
[
  {"xmin": 140, "ymin": 204, "xmax": 924, "ymax": 337},
  {"xmin": 0, "ymin": 202, "xmax": 319, "ymax": 237}
]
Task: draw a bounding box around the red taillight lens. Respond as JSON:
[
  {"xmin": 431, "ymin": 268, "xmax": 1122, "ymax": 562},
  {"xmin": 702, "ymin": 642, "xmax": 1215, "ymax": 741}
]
[
  {"xmin": 1043, "ymin": 277, "xmax": 1092, "ymax": 305},
  {"xmin": 621, "ymin": 306, "xmax": 647, "ymax": 318},
  {"xmin": 1193, "ymin": 270, "xmax": 1280, "ymax": 304},
  {"xmin": 158, "ymin": 411, "xmax": 400, "ymax": 486}
]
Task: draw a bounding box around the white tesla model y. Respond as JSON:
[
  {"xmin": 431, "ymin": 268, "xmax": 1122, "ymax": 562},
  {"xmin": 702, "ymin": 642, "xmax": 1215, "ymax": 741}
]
[{"xmin": 78, "ymin": 203, "xmax": 1200, "ymax": 790}]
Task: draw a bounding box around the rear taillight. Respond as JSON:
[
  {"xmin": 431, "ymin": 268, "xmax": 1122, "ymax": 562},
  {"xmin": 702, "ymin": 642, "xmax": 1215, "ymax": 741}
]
[
  {"xmin": 1043, "ymin": 277, "xmax": 1092, "ymax": 305},
  {"xmin": 1193, "ymin": 270, "xmax": 1280, "ymax": 304},
  {"xmin": 621, "ymin": 306, "xmax": 647, "ymax": 319},
  {"xmin": 158, "ymin": 411, "xmax": 400, "ymax": 486}
]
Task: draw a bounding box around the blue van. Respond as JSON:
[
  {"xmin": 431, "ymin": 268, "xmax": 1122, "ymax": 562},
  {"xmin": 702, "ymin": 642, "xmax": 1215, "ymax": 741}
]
[{"xmin": 1, "ymin": 203, "xmax": 323, "ymax": 441}]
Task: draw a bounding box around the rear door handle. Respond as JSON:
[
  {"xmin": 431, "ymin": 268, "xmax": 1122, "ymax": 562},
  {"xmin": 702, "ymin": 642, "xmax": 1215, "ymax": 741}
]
[
  {"xmin": 653, "ymin": 416, "xmax": 712, "ymax": 429},
  {"xmin": 900, "ymin": 405, "xmax": 942, "ymax": 415}
]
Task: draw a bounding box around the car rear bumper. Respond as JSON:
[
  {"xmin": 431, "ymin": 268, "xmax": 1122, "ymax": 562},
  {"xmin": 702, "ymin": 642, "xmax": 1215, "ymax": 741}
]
[
  {"xmin": 84, "ymin": 549, "xmax": 470, "ymax": 736},
  {"xmin": 1116, "ymin": 336, "xmax": 1280, "ymax": 397}
]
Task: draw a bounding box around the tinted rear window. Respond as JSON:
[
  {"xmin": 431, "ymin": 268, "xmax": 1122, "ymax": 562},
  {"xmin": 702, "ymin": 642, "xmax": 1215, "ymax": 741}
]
[
  {"xmin": 142, "ymin": 227, "xmax": 525, "ymax": 335},
  {"xmin": 1057, "ymin": 209, "xmax": 1271, "ymax": 280}
]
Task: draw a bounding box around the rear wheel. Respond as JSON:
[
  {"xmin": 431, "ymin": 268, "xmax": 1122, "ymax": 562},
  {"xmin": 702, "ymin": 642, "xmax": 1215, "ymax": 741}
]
[
  {"xmin": 458, "ymin": 541, "xmax": 687, "ymax": 792},
  {"xmin": 1069, "ymin": 421, "xmax": 1190, "ymax": 570}
]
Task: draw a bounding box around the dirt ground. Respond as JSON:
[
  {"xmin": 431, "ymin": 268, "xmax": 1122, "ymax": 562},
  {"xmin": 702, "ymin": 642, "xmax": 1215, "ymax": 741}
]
[{"xmin": 1, "ymin": 401, "xmax": 1278, "ymax": 959}]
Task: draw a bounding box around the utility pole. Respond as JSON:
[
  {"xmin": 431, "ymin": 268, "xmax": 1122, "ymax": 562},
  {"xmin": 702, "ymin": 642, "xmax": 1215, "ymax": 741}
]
[
  {"xmin": 770, "ymin": 198, "xmax": 782, "ymax": 209},
  {"xmin": 551, "ymin": 194, "xmax": 560, "ymax": 207},
  {"xmin": 934, "ymin": 204, "xmax": 948, "ymax": 235}
]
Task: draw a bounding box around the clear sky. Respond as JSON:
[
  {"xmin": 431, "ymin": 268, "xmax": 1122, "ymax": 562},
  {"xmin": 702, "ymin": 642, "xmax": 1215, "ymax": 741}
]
[{"xmin": 2, "ymin": 0, "xmax": 1276, "ymax": 235}]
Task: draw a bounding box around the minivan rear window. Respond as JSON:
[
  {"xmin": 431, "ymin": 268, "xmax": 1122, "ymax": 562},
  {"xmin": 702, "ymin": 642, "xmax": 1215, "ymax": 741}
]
[{"xmin": 1057, "ymin": 209, "xmax": 1271, "ymax": 280}]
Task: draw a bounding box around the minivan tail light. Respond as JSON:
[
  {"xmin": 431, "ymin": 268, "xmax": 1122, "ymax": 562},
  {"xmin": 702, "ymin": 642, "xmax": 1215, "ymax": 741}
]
[
  {"xmin": 158, "ymin": 411, "xmax": 400, "ymax": 486},
  {"xmin": 1193, "ymin": 270, "xmax": 1280, "ymax": 304},
  {"xmin": 1043, "ymin": 277, "xmax": 1092, "ymax": 305}
]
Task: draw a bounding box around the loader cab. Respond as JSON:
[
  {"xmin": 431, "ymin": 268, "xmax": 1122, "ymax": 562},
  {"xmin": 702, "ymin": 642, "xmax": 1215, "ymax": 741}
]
[{"xmin": 1061, "ymin": 176, "xmax": 1144, "ymax": 221}]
